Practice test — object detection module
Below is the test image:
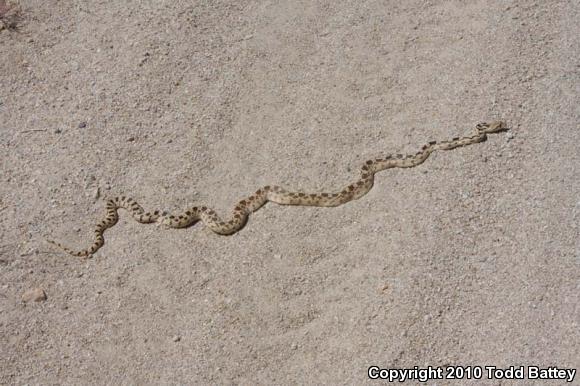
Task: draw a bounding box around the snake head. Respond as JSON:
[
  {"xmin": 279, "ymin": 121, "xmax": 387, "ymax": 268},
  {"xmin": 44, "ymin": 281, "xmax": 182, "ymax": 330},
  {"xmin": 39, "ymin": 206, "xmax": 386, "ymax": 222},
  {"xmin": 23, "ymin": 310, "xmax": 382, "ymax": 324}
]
[{"xmin": 476, "ymin": 121, "xmax": 508, "ymax": 133}]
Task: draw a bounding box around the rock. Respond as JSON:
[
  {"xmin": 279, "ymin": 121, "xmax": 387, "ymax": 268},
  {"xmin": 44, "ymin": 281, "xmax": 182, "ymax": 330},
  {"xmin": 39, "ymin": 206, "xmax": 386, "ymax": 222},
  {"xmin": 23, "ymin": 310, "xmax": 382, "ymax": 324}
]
[
  {"xmin": 172, "ymin": 335, "xmax": 181, "ymax": 342},
  {"xmin": 22, "ymin": 288, "xmax": 47, "ymax": 302},
  {"xmin": 78, "ymin": 121, "xmax": 87, "ymax": 129}
]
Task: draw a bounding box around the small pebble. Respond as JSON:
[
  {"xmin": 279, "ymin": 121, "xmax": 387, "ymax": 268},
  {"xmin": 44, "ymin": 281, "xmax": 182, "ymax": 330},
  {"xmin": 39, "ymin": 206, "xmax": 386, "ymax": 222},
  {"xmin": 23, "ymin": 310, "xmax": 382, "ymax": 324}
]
[
  {"xmin": 127, "ymin": 136, "xmax": 135, "ymax": 142},
  {"xmin": 78, "ymin": 121, "xmax": 87, "ymax": 129},
  {"xmin": 54, "ymin": 128, "xmax": 62, "ymax": 134},
  {"xmin": 22, "ymin": 288, "xmax": 47, "ymax": 302},
  {"xmin": 172, "ymin": 335, "xmax": 181, "ymax": 342}
]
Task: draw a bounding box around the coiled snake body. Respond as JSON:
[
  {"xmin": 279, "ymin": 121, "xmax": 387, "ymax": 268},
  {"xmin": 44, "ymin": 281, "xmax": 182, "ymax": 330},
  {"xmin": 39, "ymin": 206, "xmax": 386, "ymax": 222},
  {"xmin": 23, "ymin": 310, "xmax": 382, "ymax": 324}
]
[{"xmin": 48, "ymin": 121, "xmax": 507, "ymax": 257}]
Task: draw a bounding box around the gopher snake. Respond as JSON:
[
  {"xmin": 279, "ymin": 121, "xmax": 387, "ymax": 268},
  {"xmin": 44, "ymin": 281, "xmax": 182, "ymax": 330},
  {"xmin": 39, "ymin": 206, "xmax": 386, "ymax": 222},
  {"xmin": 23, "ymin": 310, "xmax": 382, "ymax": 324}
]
[{"xmin": 48, "ymin": 121, "xmax": 507, "ymax": 257}]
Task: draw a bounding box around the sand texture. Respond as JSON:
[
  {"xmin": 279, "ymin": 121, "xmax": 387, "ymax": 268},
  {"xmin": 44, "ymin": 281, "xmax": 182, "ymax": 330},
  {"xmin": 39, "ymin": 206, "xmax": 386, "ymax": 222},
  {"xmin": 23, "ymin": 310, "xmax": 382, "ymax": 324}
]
[{"xmin": 1, "ymin": 0, "xmax": 578, "ymax": 384}]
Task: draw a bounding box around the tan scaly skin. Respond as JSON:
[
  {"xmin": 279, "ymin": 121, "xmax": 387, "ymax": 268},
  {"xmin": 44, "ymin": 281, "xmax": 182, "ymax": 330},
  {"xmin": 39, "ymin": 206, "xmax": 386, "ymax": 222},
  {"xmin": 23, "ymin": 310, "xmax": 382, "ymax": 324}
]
[{"xmin": 47, "ymin": 121, "xmax": 508, "ymax": 257}]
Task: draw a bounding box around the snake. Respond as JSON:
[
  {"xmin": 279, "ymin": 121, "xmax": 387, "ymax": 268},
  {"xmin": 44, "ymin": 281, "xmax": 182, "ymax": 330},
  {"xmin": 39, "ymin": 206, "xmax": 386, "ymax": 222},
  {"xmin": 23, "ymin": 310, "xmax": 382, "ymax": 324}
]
[{"xmin": 47, "ymin": 121, "xmax": 507, "ymax": 257}]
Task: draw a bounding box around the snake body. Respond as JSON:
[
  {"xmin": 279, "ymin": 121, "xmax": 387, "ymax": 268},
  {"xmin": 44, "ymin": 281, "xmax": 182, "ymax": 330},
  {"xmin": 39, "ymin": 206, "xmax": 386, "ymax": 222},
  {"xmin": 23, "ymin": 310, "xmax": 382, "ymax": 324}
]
[{"xmin": 48, "ymin": 121, "xmax": 507, "ymax": 257}]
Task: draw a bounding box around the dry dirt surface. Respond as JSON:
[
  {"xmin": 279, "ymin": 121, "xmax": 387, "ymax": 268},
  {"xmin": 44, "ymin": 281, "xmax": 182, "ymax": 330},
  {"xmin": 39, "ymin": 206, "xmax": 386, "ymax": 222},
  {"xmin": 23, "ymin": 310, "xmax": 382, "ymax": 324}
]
[{"xmin": 1, "ymin": 0, "xmax": 578, "ymax": 384}]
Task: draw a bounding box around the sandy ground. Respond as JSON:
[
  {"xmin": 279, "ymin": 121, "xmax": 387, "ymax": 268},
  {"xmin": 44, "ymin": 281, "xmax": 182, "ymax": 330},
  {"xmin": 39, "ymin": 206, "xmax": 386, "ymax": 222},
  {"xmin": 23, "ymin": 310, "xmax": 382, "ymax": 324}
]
[{"xmin": 1, "ymin": 0, "xmax": 578, "ymax": 384}]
